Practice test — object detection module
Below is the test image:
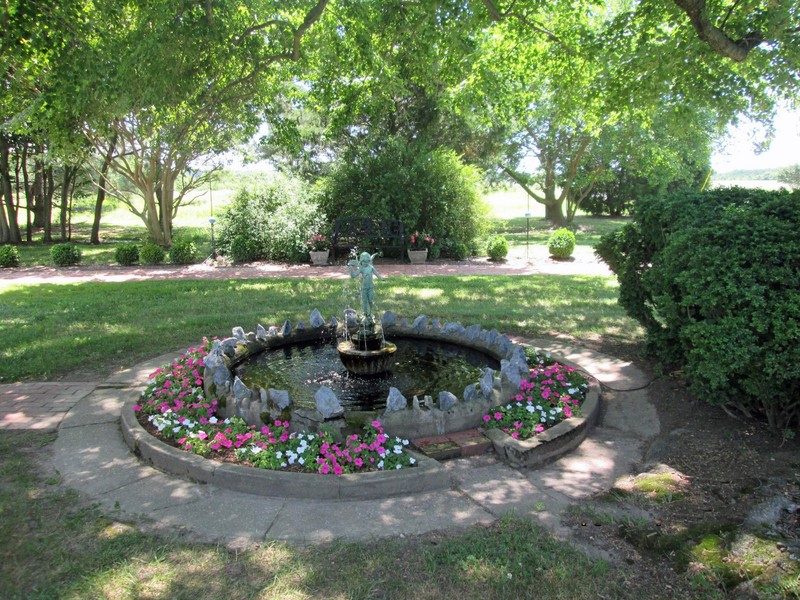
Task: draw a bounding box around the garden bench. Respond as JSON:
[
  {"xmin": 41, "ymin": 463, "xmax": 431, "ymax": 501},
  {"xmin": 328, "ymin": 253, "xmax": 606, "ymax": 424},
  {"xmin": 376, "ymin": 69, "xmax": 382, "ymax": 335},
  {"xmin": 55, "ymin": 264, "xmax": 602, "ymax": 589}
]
[{"xmin": 331, "ymin": 216, "xmax": 405, "ymax": 261}]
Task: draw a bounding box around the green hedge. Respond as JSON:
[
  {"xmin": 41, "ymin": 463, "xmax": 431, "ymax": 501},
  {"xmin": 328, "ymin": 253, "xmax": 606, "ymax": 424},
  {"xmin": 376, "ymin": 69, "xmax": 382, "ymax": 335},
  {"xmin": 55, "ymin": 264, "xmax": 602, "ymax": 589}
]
[
  {"xmin": 114, "ymin": 242, "xmax": 139, "ymax": 266},
  {"xmin": 595, "ymin": 187, "xmax": 800, "ymax": 430},
  {"xmin": 0, "ymin": 245, "xmax": 20, "ymax": 268},
  {"xmin": 51, "ymin": 243, "xmax": 82, "ymax": 266},
  {"xmin": 548, "ymin": 228, "xmax": 576, "ymax": 259}
]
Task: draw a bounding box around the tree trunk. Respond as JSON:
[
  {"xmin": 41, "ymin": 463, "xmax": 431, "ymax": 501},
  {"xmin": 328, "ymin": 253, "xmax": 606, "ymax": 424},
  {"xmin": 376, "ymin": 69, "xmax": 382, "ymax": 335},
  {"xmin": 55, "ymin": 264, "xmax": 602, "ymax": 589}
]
[
  {"xmin": 91, "ymin": 133, "xmax": 116, "ymax": 244},
  {"xmin": 0, "ymin": 137, "xmax": 21, "ymax": 243},
  {"xmin": 60, "ymin": 166, "xmax": 77, "ymax": 241},
  {"xmin": 42, "ymin": 166, "xmax": 54, "ymax": 243}
]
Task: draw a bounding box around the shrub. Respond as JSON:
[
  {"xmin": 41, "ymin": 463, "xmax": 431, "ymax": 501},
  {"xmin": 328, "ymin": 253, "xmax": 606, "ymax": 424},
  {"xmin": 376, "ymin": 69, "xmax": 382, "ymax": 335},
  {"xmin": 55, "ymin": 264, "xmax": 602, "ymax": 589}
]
[
  {"xmin": 217, "ymin": 175, "xmax": 324, "ymax": 263},
  {"xmin": 548, "ymin": 228, "xmax": 576, "ymax": 259},
  {"xmin": 114, "ymin": 242, "xmax": 139, "ymax": 266},
  {"xmin": 50, "ymin": 243, "xmax": 81, "ymax": 266},
  {"xmin": 319, "ymin": 138, "xmax": 488, "ymax": 252},
  {"xmin": 486, "ymin": 235, "xmax": 509, "ymax": 261},
  {"xmin": 443, "ymin": 239, "xmax": 469, "ymax": 260},
  {"xmin": 595, "ymin": 187, "xmax": 800, "ymax": 430},
  {"xmin": 139, "ymin": 242, "xmax": 166, "ymax": 265},
  {"xmin": 169, "ymin": 240, "xmax": 198, "ymax": 265},
  {"xmin": 0, "ymin": 245, "xmax": 20, "ymax": 268}
]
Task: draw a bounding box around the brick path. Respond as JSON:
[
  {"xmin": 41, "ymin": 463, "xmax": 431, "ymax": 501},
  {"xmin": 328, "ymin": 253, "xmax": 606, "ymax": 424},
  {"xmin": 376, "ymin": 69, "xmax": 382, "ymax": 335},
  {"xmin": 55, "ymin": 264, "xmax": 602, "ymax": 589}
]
[{"xmin": 0, "ymin": 382, "xmax": 99, "ymax": 432}]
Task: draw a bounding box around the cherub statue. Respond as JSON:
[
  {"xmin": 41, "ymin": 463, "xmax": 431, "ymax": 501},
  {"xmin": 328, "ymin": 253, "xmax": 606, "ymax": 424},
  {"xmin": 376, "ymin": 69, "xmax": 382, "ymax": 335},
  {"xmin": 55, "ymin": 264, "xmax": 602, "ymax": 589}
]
[{"xmin": 348, "ymin": 252, "xmax": 384, "ymax": 328}]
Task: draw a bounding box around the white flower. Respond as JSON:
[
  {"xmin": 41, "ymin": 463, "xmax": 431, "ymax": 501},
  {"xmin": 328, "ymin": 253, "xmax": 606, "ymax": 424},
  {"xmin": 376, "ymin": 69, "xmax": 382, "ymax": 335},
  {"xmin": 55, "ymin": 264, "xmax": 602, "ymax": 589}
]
[
  {"xmin": 298, "ymin": 457, "xmax": 305, "ymax": 465},
  {"xmin": 377, "ymin": 460, "xmax": 384, "ymax": 469},
  {"xmin": 250, "ymin": 446, "xmax": 262, "ymax": 454},
  {"xmin": 409, "ymin": 457, "xmax": 416, "ymax": 465},
  {"xmin": 281, "ymin": 462, "xmax": 287, "ymax": 468},
  {"xmin": 402, "ymin": 439, "xmax": 409, "ymax": 446},
  {"xmin": 526, "ymin": 405, "xmax": 535, "ymax": 413},
  {"xmin": 396, "ymin": 464, "xmax": 402, "ymax": 470},
  {"xmin": 209, "ymin": 416, "xmax": 218, "ymax": 424},
  {"xmin": 276, "ymin": 451, "xmax": 283, "ymax": 459}
]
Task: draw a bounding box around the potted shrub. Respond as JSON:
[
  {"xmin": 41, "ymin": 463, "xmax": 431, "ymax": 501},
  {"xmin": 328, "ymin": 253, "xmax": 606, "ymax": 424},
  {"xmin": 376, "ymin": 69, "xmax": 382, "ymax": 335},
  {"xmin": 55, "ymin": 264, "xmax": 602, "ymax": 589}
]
[
  {"xmin": 408, "ymin": 231, "xmax": 434, "ymax": 264},
  {"xmin": 306, "ymin": 234, "xmax": 330, "ymax": 265}
]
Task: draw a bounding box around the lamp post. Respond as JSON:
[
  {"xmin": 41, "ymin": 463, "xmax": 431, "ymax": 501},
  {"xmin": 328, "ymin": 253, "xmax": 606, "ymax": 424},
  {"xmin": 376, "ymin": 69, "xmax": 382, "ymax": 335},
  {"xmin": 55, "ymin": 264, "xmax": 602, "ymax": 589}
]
[{"xmin": 209, "ymin": 217, "xmax": 216, "ymax": 258}]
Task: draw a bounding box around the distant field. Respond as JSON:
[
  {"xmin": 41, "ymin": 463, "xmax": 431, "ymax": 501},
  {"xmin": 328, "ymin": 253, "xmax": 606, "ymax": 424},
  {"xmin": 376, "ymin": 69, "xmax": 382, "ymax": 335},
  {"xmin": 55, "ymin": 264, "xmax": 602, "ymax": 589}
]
[{"xmin": 709, "ymin": 178, "xmax": 788, "ymax": 191}]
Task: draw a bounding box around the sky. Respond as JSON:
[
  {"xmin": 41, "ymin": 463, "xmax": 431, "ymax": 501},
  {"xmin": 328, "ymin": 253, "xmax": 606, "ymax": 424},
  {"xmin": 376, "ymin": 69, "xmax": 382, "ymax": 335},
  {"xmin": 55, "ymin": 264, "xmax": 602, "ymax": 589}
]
[{"xmin": 711, "ymin": 104, "xmax": 800, "ymax": 173}]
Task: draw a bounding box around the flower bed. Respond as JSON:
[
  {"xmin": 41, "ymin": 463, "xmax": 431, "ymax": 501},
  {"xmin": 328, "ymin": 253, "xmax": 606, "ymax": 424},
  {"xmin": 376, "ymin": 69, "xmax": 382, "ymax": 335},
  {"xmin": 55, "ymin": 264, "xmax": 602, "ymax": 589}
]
[
  {"xmin": 134, "ymin": 342, "xmax": 417, "ymax": 475},
  {"xmin": 482, "ymin": 351, "xmax": 591, "ymax": 440},
  {"xmin": 482, "ymin": 349, "xmax": 601, "ymax": 468}
]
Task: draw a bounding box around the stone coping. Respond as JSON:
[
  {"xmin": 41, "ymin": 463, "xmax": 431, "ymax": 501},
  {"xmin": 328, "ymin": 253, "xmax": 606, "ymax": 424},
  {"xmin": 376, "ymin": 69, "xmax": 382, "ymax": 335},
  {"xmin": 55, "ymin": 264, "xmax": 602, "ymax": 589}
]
[
  {"xmin": 483, "ymin": 380, "xmax": 602, "ymax": 469},
  {"xmin": 119, "ymin": 397, "xmax": 450, "ymax": 500}
]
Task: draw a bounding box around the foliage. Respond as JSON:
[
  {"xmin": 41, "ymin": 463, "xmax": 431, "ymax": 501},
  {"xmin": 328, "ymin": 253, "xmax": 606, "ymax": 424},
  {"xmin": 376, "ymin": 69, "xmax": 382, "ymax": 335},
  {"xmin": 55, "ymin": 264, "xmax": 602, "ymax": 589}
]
[
  {"xmin": 168, "ymin": 240, "xmax": 198, "ymax": 265},
  {"xmin": 408, "ymin": 231, "xmax": 435, "ymax": 251},
  {"xmin": 595, "ymin": 187, "xmax": 800, "ymax": 429},
  {"xmin": 114, "ymin": 242, "xmax": 139, "ymax": 266},
  {"xmin": 319, "ymin": 138, "xmax": 487, "ymax": 249},
  {"xmin": 442, "ymin": 239, "xmax": 469, "ymax": 260},
  {"xmin": 486, "ymin": 235, "xmax": 509, "ymax": 261},
  {"xmin": 548, "ymin": 228, "xmax": 576, "ymax": 259},
  {"xmin": 50, "ymin": 243, "xmax": 82, "ymax": 267},
  {"xmin": 777, "ymin": 165, "xmax": 800, "ymax": 190},
  {"xmin": 139, "ymin": 242, "xmax": 166, "ymax": 265},
  {"xmin": 217, "ymin": 176, "xmax": 325, "ymax": 263},
  {"xmin": 0, "ymin": 245, "xmax": 20, "ymax": 268},
  {"xmin": 305, "ymin": 234, "xmax": 329, "ymax": 252},
  {"xmin": 483, "ymin": 362, "xmax": 590, "ymax": 440}
]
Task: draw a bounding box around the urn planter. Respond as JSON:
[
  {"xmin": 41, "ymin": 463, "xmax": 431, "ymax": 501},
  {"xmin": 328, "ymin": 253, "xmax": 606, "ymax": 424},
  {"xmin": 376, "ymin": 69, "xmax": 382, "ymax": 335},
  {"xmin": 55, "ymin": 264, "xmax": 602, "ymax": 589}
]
[
  {"xmin": 309, "ymin": 250, "xmax": 330, "ymax": 266},
  {"xmin": 407, "ymin": 249, "xmax": 428, "ymax": 264}
]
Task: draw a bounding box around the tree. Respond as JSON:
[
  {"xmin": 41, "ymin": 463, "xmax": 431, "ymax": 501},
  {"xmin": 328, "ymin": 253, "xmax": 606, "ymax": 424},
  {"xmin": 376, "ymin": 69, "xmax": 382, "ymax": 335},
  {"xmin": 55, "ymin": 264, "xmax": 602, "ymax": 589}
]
[
  {"xmin": 777, "ymin": 165, "xmax": 800, "ymax": 190},
  {"xmin": 5, "ymin": 0, "xmax": 330, "ymax": 246}
]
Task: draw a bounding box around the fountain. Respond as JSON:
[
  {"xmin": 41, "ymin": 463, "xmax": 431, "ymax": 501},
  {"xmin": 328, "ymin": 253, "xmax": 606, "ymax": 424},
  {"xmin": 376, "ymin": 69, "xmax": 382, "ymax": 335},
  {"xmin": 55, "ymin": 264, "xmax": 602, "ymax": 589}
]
[{"xmin": 336, "ymin": 252, "xmax": 397, "ymax": 375}]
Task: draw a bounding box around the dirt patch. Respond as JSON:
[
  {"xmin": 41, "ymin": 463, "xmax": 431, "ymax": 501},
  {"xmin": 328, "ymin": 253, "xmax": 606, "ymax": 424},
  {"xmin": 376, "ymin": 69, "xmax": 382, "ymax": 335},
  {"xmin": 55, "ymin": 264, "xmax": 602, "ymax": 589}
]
[{"xmin": 566, "ymin": 352, "xmax": 800, "ymax": 597}]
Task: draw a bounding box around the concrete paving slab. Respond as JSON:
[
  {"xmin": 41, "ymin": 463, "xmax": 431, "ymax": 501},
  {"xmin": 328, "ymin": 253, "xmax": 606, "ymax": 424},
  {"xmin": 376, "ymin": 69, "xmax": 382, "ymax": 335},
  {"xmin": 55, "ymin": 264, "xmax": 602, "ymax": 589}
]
[
  {"xmin": 600, "ymin": 388, "xmax": 660, "ymax": 439},
  {"xmin": 265, "ymin": 490, "xmax": 494, "ymax": 544},
  {"xmin": 530, "ymin": 339, "xmax": 651, "ymax": 391},
  {"xmin": 104, "ymin": 352, "xmax": 183, "ymax": 386},
  {"xmin": 99, "ymin": 469, "xmax": 213, "ymax": 514},
  {"xmin": 60, "ymin": 387, "xmax": 139, "ymax": 429},
  {"xmin": 145, "ymin": 491, "xmax": 287, "ymax": 549},
  {"xmin": 50, "ymin": 422, "xmax": 157, "ymax": 496},
  {"xmin": 532, "ymin": 429, "xmax": 644, "ymax": 500}
]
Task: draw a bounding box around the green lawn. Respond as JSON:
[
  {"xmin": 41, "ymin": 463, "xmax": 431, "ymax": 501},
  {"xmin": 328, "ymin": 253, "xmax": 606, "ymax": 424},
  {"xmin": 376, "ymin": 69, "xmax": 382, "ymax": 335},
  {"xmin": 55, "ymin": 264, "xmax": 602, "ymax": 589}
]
[{"xmin": 0, "ymin": 274, "xmax": 639, "ymax": 382}]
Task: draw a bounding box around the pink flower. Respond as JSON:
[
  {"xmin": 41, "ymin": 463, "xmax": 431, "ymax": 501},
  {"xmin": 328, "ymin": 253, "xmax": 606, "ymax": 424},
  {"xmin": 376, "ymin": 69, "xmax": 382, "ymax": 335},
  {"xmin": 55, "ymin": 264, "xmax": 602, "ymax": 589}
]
[
  {"xmin": 197, "ymin": 431, "xmax": 208, "ymax": 440},
  {"xmin": 354, "ymin": 457, "xmax": 364, "ymax": 467},
  {"xmin": 177, "ymin": 437, "xmax": 187, "ymax": 445},
  {"xmin": 535, "ymin": 424, "xmax": 544, "ymax": 433},
  {"xmin": 333, "ymin": 464, "xmax": 343, "ymax": 475},
  {"xmin": 493, "ymin": 412, "xmax": 503, "ymax": 420},
  {"xmin": 483, "ymin": 414, "xmax": 491, "ymax": 422},
  {"xmin": 320, "ymin": 463, "xmax": 330, "ymax": 474},
  {"xmin": 511, "ymin": 432, "xmax": 519, "ymax": 439},
  {"xmin": 564, "ymin": 406, "xmax": 572, "ymax": 418},
  {"xmin": 133, "ymin": 404, "xmax": 142, "ymax": 411}
]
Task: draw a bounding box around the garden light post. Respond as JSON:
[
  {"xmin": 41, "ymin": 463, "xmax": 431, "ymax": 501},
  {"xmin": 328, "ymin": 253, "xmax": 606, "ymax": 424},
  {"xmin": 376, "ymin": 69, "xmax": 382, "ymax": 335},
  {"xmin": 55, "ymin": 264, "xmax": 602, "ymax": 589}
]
[{"xmin": 209, "ymin": 217, "xmax": 216, "ymax": 258}]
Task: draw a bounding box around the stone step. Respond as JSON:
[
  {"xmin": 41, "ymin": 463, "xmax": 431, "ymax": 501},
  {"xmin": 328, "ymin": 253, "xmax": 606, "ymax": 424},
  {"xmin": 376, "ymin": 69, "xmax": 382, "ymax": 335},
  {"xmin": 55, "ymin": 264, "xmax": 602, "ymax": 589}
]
[{"xmin": 411, "ymin": 428, "xmax": 493, "ymax": 460}]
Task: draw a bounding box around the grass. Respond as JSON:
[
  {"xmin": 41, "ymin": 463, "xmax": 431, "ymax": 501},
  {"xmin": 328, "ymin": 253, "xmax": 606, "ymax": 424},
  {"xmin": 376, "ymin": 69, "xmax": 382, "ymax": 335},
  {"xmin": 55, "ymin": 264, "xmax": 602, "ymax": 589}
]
[
  {"xmin": 0, "ymin": 275, "xmax": 640, "ymax": 382},
  {"xmin": 0, "ymin": 431, "xmax": 638, "ymax": 600}
]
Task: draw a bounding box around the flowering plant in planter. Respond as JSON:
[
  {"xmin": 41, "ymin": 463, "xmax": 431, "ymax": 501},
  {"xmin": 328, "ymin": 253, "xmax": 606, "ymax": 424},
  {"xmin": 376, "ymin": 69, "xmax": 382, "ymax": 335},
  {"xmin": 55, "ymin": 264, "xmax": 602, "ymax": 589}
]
[
  {"xmin": 305, "ymin": 234, "xmax": 329, "ymax": 252},
  {"xmin": 408, "ymin": 231, "xmax": 435, "ymax": 251},
  {"xmin": 135, "ymin": 343, "xmax": 418, "ymax": 475},
  {"xmin": 482, "ymin": 360, "xmax": 592, "ymax": 440}
]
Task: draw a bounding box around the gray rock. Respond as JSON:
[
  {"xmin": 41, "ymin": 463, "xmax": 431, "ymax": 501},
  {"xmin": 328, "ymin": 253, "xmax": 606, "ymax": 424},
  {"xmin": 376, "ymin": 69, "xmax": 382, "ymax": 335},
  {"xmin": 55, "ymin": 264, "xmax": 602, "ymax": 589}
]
[
  {"xmin": 412, "ymin": 395, "xmax": 421, "ymax": 410},
  {"xmin": 295, "ymin": 321, "xmax": 306, "ymax": 332},
  {"xmin": 432, "ymin": 320, "xmax": 442, "ymax": 329},
  {"xmin": 203, "ymin": 346, "xmax": 225, "ymax": 370},
  {"xmin": 442, "ymin": 322, "xmax": 466, "ymax": 337},
  {"xmin": 233, "ymin": 377, "xmax": 251, "ymax": 401},
  {"xmin": 465, "ymin": 324, "xmax": 482, "ymax": 341},
  {"xmin": 487, "ymin": 329, "xmax": 500, "ymax": 346},
  {"xmin": 269, "ymin": 389, "xmax": 292, "ymax": 410},
  {"xmin": 463, "ymin": 383, "xmax": 479, "ymax": 402},
  {"xmin": 232, "ymin": 326, "xmax": 246, "ymax": 342},
  {"xmin": 412, "ymin": 315, "xmax": 427, "ymax": 330},
  {"xmin": 281, "ymin": 320, "xmax": 292, "ymax": 337},
  {"xmin": 423, "ymin": 395, "xmax": 434, "ymax": 409},
  {"xmin": 501, "ymin": 360, "xmax": 523, "ymax": 391},
  {"xmin": 381, "ymin": 311, "xmax": 397, "ymax": 329},
  {"xmin": 268, "ymin": 326, "xmax": 279, "ymax": 336},
  {"xmin": 315, "ymin": 386, "xmax": 344, "ymax": 419},
  {"xmin": 438, "ymin": 391, "xmax": 458, "ymax": 411},
  {"xmin": 384, "ymin": 387, "xmax": 408, "ymax": 415},
  {"xmin": 344, "ymin": 308, "xmax": 359, "ymax": 328},
  {"xmin": 220, "ymin": 338, "xmax": 237, "ymax": 357},
  {"xmin": 212, "ymin": 364, "xmax": 232, "ymax": 393},
  {"xmin": 256, "ymin": 324, "xmax": 267, "ymax": 341},
  {"xmin": 329, "ymin": 316, "xmax": 339, "ymax": 330},
  {"xmin": 246, "ymin": 331, "xmax": 257, "ymax": 342},
  {"xmin": 480, "ymin": 368, "xmax": 495, "ymax": 399},
  {"xmin": 309, "ymin": 309, "xmax": 325, "ymax": 329}
]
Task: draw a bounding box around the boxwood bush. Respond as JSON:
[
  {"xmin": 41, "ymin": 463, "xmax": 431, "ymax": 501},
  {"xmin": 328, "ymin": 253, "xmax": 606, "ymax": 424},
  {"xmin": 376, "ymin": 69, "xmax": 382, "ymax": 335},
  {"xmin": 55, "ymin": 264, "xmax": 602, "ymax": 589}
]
[
  {"xmin": 140, "ymin": 242, "xmax": 166, "ymax": 265},
  {"xmin": 169, "ymin": 240, "xmax": 198, "ymax": 265},
  {"xmin": 595, "ymin": 187, "xmax": 800, "ymax": 430},
  {"xmin": 486, "ymin": 235, "xmax": 509, "ymax": 261},
  {"xmin": 548, "ymin": 228, "xmax": 576, "ymax": 259},
  {"xmin": 114, "ymin": 242, "xmax": 139, "ymax": 266},
  {"xmin": 51, "ymin": 243, "xmax": 82, "ymax": 266},
  {"xmin": 0, "ymin": 244, "xmax": 20, "ymax": 268}
]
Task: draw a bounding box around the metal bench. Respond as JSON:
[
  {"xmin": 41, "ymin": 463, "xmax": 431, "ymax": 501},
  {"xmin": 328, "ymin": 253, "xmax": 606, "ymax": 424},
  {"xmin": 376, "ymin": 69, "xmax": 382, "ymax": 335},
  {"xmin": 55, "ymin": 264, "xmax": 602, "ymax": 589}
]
[{"xmin": 331, "ymin": 216, "xmax": 405, "ymax": 261}]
